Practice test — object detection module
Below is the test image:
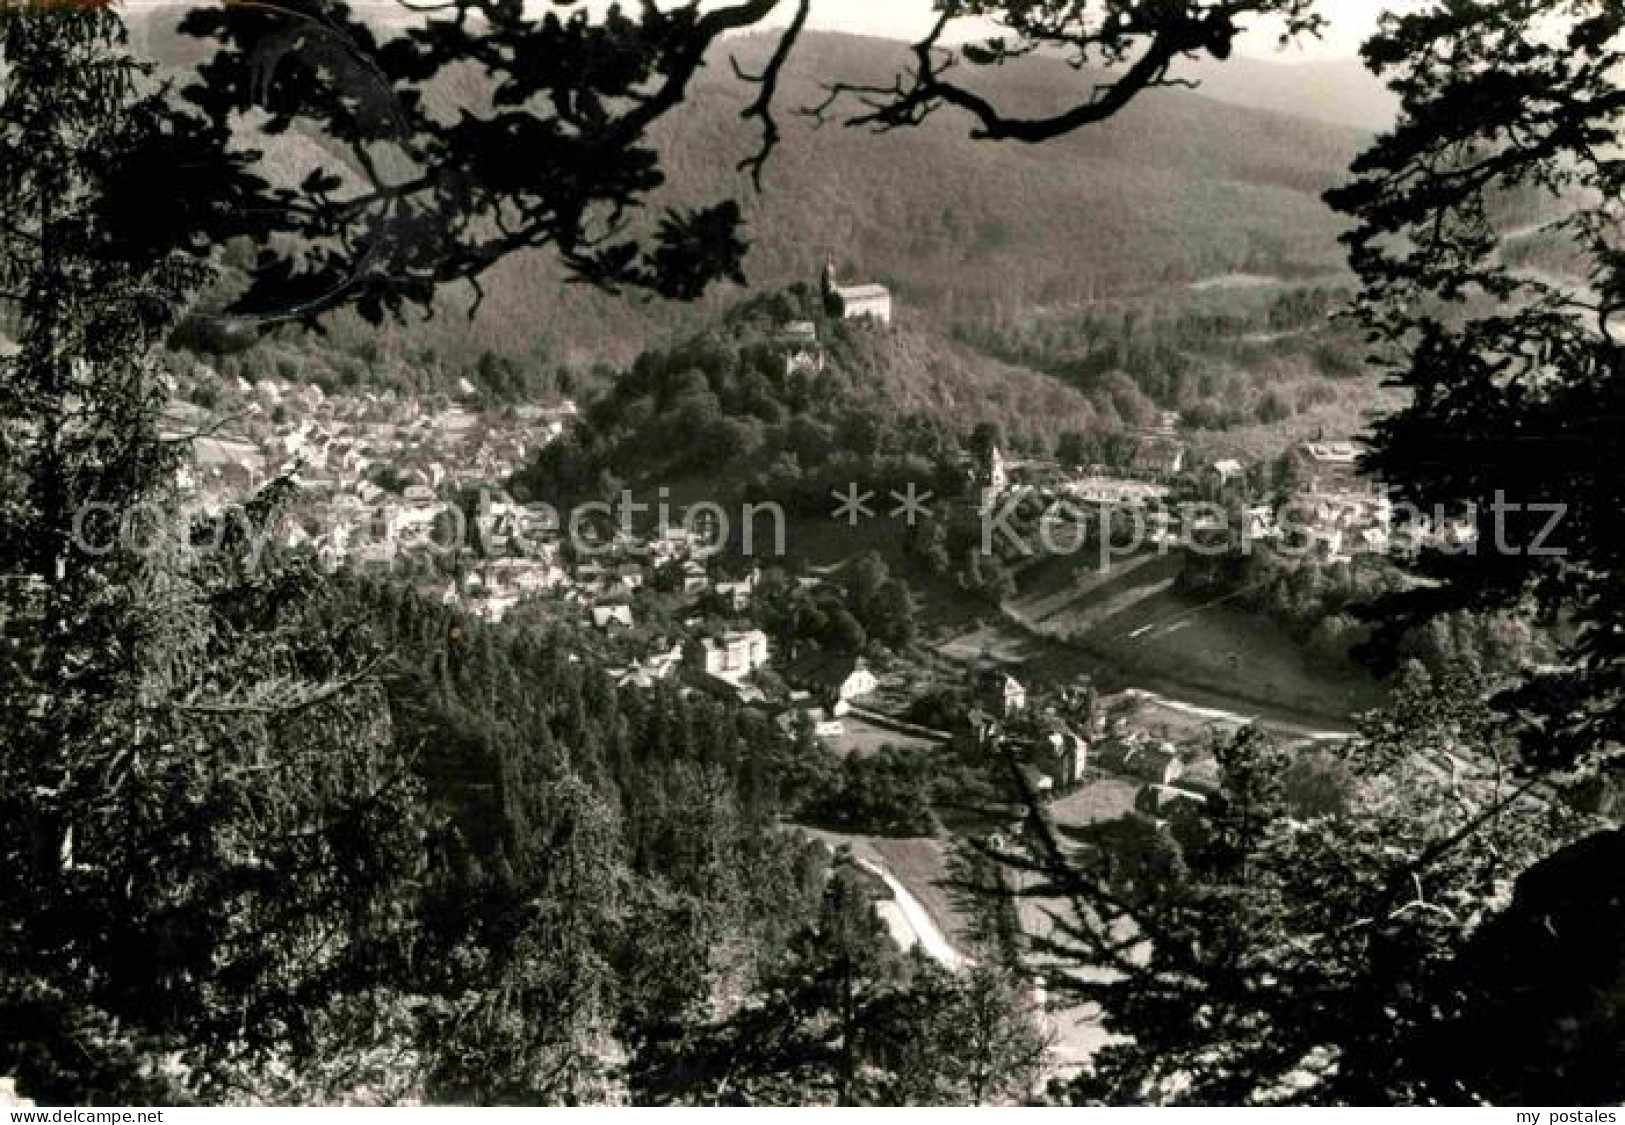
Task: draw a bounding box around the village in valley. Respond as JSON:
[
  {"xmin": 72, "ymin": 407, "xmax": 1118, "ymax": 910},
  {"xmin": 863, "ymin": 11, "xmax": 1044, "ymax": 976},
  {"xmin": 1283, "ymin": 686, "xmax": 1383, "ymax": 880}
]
[{"xmin": 149, "ymin": 259, "xmax": 1442, "ymax": 1073}]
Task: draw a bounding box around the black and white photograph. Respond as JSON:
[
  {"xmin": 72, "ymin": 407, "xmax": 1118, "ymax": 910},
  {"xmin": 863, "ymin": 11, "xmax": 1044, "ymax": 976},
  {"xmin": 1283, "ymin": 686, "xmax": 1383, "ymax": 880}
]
[{"xmin": 0, "ymin": 0, "xmax": 1621, "ymax": 1109}]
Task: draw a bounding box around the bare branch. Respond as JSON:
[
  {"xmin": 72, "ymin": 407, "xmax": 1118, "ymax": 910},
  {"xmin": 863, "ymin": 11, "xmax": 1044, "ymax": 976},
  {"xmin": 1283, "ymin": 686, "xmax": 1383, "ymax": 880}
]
[
  {"xmin": 732, "ymin": 0, "xmax": 811, "ymax": 190},
  {"xmin": 811, "ymin": 1, "xmax": 1322, "ymax": 144},
  {"xmin": 173, "ymin": 655, "xmax": 389, "ymax": 719},
  {"xmin": 158, "ymin": 409, "xmax": 250, "ymax": 446}
]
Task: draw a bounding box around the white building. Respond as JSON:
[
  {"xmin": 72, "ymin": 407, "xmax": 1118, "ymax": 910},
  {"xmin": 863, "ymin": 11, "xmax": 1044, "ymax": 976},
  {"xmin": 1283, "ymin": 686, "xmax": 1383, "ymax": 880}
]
[
  {"xmin": 822, "ymin": 259, "xmax": 893, "ymax": 325},
  {"xmin": 698, "ymin": 629, "xmax": 771, "ymax": 679}
]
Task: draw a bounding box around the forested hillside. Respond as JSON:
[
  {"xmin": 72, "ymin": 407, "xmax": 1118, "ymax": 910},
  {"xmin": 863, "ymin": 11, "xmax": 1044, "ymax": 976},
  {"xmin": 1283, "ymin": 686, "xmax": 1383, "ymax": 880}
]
[
  {"xmin": 1171, "ymin": 55, "xmax": 1398, "ymax": 131},
  {"xmin": 135, "ymin": 14, "xmax": 1367, "ymax": 379},
  {"xmin": 512, "ymin": 283, "xmax": 1122, "ymax": 511}
]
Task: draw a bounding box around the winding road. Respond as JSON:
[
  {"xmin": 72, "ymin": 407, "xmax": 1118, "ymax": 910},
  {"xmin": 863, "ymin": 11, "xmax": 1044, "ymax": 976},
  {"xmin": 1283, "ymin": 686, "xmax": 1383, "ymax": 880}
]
[{"xmin": 853, "ymin": 856, "xmax": 970, "ymax": 973}]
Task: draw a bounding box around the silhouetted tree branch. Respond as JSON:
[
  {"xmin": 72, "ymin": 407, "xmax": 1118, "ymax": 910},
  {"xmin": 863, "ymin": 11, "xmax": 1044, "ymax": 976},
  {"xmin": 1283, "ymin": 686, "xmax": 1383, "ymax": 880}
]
[
  {"xmin": 809, "ymin": 0, "xmax": 1323, "ymax": 142},
  {"xmin": 171, "ymin": 0, "xmax": 1324, "ymax": 331}
]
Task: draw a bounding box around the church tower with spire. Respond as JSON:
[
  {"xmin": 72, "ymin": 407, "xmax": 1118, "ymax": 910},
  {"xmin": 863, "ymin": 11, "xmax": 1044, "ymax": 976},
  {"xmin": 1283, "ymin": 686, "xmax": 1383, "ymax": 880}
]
[{"xmin": 820, "ymin": 254, "xmax": 841, "ymax": 315}]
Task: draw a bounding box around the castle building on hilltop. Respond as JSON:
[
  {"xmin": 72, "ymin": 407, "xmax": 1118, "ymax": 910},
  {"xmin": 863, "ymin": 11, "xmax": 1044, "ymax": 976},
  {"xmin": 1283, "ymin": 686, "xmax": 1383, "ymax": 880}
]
[
  {"xmin": 777, "ymin": 319, "xmax": 827, "ymax": 378},
  {"xmin": 822, "ymin": 257, "xmax": 893, "ymax": 325},
  {"xmin": 976, "ymin": 443, "xmax": 1009, "ymax": 513}
]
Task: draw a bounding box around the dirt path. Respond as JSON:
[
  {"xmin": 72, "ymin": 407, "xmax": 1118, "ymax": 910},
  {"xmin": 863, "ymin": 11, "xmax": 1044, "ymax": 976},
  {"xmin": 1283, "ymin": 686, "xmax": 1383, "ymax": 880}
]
[{"xmin": 1119, "ymin": 688, "xmax": 1353, "ymax": 743}]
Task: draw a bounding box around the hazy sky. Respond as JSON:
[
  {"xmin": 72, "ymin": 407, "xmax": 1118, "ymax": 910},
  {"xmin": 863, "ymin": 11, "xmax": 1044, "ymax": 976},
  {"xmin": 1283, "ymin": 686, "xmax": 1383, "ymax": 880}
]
[{"xmin": 722, "ymin": 0, "xmax": 1405, "ymax": 61}]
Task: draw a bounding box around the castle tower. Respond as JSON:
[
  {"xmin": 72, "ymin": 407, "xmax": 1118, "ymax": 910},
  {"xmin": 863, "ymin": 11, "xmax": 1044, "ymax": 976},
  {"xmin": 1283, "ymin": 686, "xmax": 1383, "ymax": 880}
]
[
  {"xmin": 983, "ymin": 444, "xmax": 1008, "ymax": 493},
  {"xmin": 977, "ymin": 444, "xmax": 1009, "ymax": 514}
]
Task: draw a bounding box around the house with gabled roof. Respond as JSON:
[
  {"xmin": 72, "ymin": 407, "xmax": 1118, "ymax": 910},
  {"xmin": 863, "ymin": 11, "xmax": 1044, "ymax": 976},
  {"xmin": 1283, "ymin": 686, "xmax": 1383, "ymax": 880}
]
[
  {"xmin": 973, "ymin": 663, "xmax": 1027, "ymax": 718},
  {"xmin": 693, "ymin": 629, "xmax": 770, "ymax": 679},
  {"xmin": 1130, "ymin": 436, "xmax": 1187, "ymax": 480},
  {"xmin": 1031, "ymin": 726, "xmax": 1089, "ymax": 791}
]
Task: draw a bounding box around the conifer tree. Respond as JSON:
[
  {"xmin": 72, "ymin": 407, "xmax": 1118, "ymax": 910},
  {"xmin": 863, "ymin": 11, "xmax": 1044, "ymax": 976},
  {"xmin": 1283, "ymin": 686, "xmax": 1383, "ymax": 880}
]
[{"xmin": 0, "ymin": 4, "xmax": 425, "ymax": 1101}]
